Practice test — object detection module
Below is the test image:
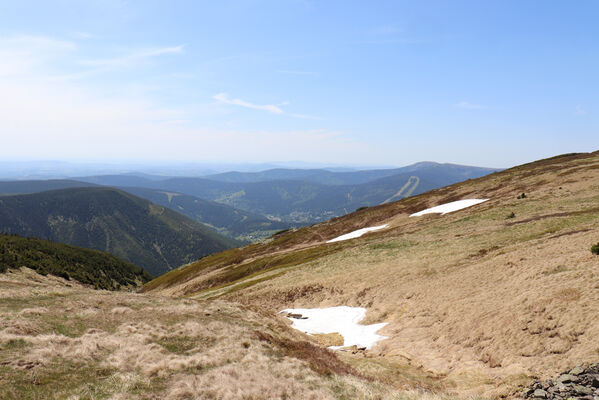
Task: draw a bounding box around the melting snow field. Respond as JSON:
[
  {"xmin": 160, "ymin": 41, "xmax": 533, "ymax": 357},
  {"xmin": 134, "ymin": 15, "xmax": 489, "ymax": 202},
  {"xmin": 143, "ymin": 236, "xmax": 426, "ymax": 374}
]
[
  {"xmin": 281, "ymin": 306, "xmax": 388, "ymax": 350},
  {"xmin": 326, "ymin": 224, "xmax": 388, "ymax": 243},
  {"xmin": 410, "ymin": 199, "xmax": 489, "ymax": 217}
]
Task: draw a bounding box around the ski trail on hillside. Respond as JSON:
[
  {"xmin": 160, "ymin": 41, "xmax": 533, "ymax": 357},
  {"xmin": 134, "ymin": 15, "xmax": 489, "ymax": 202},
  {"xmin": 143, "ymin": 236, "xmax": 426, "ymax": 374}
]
[{"xmin": 382, "ymin": 176, "xmax": 420, "ymax": 204}]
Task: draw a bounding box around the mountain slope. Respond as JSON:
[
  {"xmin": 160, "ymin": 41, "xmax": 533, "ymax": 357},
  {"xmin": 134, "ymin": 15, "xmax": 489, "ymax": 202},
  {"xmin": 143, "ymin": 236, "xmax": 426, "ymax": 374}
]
[
  {"xmin": 0, "ymin": 187, "xmax": 239, "ymax": 276},
  {"xmin": 0, "ymin": 180, "xmax": 293, "ymax": 243},
  {"xmin": 75, "ymin": 163, "xmax": 498, "ymax": 223},
  {"xmin": 118, "ymin": 186, "xmax": 293, "ymax": 242},
  {"xmin": 119, "ymin": 173, "xmax": 453, "ymax": 222},
  {"xmin": 203, "ymin": 162, "xmax": 498, "ymax": 185},
  {"xmin": 144, "ymin": 151, "xmax": 599, "ymax": 397},
  {"xmin": 0, "ymin": 234, "xmax": 151, "ymax": 289}
]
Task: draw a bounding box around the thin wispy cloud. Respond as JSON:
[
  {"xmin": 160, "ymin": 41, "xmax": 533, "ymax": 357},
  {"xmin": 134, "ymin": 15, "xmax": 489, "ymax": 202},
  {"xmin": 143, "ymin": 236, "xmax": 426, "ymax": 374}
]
[
  {"xmin": 456, "ymin": 101, "xmax": 489, "ymax": 110},
  {"xmin": 0, "ymin": 35, "xmax": 77, "ymax": 77},
  {"xmin": 213, "ymin": 93, "xmax": 284, "ymax": 114},
  {"xmin": 79, "ymin": 45, "xmax": 185, "ymax": 68},
  {"xmin": 1, "ymin": 35, "xmax": 77, "ymax": 51},
  {"xmin": 213, "ymin": 93, "xmax": 319, "ymax": 119},
  {"xmin": 574, "ymin": 105, "xmax": 586, "ymax": 115}
]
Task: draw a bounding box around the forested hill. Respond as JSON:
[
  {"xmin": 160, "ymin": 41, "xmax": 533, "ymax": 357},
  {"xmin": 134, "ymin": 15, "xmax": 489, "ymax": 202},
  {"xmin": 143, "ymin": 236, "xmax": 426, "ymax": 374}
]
[
  {"xmin": 0, "ymin": 187, "xmax": 239, "ymax": 276},
  {"xmin": 0, "ymin": 234, "xmax": 152, "ymax": 290}
]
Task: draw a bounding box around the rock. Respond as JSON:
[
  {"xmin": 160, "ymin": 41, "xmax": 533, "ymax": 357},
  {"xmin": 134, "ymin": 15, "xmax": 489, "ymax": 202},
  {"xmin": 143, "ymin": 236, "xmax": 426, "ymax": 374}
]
[
  {"xmin": 557, "ymin": 374, "xmax": 579, "ymax": 384},
  {"xmin": 533, "ymin": 389, "xmax": 548, "ymax": 398},
  {"xmin": 590, "ymin": 375, "xmax": 599, "ymax": 388},
  {"xmin": 573, "ymin": 385, "xmax": 594, "ymax": 395},
  {"xmin": 286, "ymin": 313, "xmax": 308, "ymax": 319},
  {"xmin": 523, "ymin": 388, "xmax": 534, "ymax": 397},
  {"xmin": 571, "ymin": 366, "xmax": 586, "ymax": 376}
]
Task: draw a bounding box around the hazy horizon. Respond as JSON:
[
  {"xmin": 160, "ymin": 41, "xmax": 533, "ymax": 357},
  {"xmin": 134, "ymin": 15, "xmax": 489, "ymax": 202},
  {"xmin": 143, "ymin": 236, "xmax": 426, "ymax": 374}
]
[{"xmin": 1, "ymin": 1, "xmax": 597, "ymax": 167}]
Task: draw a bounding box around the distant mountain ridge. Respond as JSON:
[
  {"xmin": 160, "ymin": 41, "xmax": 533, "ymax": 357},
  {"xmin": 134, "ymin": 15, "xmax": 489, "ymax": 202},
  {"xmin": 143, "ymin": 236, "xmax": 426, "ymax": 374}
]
[
  {"xmin": 201, "ymin": 162, "xmax": 499, "ymax": 185},
  {"xmin": 76, "ymin": 162, "xmax": 497, "ymax": 223},
  {"xmin": 0, "ymin": 162, "xmax": 499, "ymax": 229},
  {"xmin": 0, "ymin": 179, "xmax": 97, "ymax": 195},
  {"xmin": 0, "ymin": 180, "xmax": 293, "ymax": 242},
  {"xmin": 0, "ymin": 187, "xmax": 239, "ymax": 276}
]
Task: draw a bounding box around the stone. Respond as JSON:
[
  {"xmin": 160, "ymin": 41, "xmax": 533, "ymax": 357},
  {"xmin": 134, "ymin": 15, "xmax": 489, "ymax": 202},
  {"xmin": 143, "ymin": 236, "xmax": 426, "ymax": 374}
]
[
  {"xmin": 557, "ymin": 374, "xmax": 579, "ymax": 384},
  {"xmin": 571, "ymin": 366, "xmax": 586, "ymax": 376},
  {"xmin": 523, "ymin": 388, "xmax": 534, "ymax": 397},
  {"xmin": 533, "ymin": 389, "xmax": 548, "ymax": 398},
  {"xmin": 573, "ymin": 385, "xmax": 594, "ymax": 395}
]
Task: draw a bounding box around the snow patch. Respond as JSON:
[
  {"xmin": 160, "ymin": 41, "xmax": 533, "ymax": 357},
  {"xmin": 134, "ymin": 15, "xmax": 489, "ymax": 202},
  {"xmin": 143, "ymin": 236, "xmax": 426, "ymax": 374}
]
[
  {"xmin": 326, "ymin": 224, "xmax": 388, "ymax": 243},
  {"xmin": 281, "ymin": 306, "xmax": 388, "ymax": 350},
  {"xmin": 410, "ymin": 199, "xmax": 489, "ymax": 217}
]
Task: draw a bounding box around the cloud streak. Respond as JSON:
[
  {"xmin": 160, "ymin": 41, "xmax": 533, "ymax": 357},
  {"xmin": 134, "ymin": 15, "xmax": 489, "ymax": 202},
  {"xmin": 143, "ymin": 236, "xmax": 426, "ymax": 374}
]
[
  {"xmin": 79, "ymin": 45, "xmax": 185, "ymax": 68},
  {"xmin": 213, "ymin": 93, "xmax": 284, "ymax": 114},
  {"xmin": 213, "ymin": 93, "xmax": 319, "ymax": 119}
]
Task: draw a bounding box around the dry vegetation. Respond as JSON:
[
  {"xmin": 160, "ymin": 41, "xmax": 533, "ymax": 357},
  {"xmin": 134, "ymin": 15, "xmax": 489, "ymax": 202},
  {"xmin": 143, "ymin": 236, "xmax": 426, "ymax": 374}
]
[
  {"xmin": 146, "ymin": 151, "xmax": 599, "ymax": 398},
  {"xmin": 0, "ymin": 268, "xmax": 450, "ymax": 399},
  {"xmin": 3, "ymin": 151, "xmax": 598, "ymax": 399}
]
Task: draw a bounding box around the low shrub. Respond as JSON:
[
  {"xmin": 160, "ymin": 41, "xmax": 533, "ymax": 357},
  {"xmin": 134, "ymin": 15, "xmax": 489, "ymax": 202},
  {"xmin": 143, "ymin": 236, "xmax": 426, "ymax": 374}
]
[{"xmin": 591, "ymin": 243, "xmax": 599, "ymax": 255}]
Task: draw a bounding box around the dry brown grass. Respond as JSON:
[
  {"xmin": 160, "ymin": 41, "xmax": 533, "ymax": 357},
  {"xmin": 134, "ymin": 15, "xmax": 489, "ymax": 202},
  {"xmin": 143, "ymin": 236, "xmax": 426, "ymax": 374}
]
[
  {"xmin": 1, "ymin": 268, "xmax": 435, "ymax": 399},
  {"xmin": 146, "ymin": 151, "xmax": 599, "ymax": 398}
]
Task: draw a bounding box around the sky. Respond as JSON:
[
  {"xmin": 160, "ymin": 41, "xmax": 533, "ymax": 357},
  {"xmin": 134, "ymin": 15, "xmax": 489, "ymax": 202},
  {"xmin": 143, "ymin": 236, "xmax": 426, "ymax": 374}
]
[{"xmin": 0, "ymin": 0, "xmax": 597, "ymax": 168}]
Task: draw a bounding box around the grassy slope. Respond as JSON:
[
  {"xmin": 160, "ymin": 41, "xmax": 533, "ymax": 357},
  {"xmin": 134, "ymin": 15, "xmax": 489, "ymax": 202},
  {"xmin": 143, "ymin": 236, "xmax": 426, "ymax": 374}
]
[
  {"xmin": 0, "ymin": 187, "xmax": 239, "ymax": 277},
  {"xmin": 0, "ymin": 269, "xmax": 439, "ymax": 400},
  {"xmin": 0, "ymin": 234, "xmax": 151, "ymax": 289},
  {"xmin": 145, "ymin": 151, "xmax": 599, "ymax": 397}
]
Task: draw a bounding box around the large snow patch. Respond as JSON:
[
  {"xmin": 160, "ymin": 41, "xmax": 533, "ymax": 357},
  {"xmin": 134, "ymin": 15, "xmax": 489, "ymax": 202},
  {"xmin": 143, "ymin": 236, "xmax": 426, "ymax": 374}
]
[
  {"xmin": 410, "ymin": 199, "xmax": 489, "ymax": 217},
  {"xmin": 281, "ymin": 306, "xmax": 387, "ymax": 350},
  {"xmin": 326, "ymin": 224, "xmax": 388, "ymax": 243}
]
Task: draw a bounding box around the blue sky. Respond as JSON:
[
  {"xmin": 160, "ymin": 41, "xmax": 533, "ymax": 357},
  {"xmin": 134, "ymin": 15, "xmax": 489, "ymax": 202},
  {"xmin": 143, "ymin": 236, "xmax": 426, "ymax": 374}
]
[{"xmin": 0, "ymin": 0, "xmax": 597, "ymax": 168}]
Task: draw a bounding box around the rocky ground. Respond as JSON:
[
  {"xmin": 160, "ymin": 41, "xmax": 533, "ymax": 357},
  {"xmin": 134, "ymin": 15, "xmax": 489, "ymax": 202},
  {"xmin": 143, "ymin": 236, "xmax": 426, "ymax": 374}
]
[{"xmin": 524, "ymin": 364, "xmax": 599, "ymax": 399}]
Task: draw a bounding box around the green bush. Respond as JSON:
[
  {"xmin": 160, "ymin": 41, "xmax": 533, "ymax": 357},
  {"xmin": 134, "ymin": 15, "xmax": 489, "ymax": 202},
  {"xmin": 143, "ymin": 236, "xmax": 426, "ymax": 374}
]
[{"xmin": 592, "ymin": 243, "xmax": 599, "ymax": 255}]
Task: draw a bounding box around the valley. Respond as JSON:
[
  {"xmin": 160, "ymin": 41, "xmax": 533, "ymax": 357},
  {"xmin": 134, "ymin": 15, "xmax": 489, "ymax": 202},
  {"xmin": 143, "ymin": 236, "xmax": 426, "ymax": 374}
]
[
  {"xmin": 2, "ymin": 3, "xmax": 595, "ymax": 398},
  {"xmin": 0, "ymin": 187, "xmax": 238, "ymax": 276},
  {"xmin": 2, "ymin": 152, "xmax": 596, "ymax": 399}
]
